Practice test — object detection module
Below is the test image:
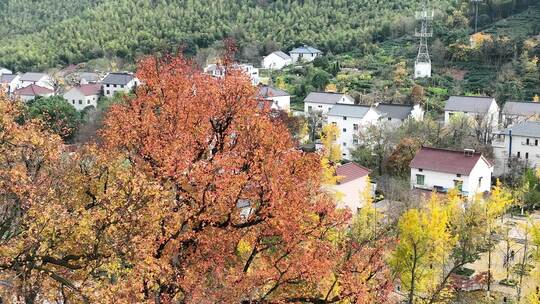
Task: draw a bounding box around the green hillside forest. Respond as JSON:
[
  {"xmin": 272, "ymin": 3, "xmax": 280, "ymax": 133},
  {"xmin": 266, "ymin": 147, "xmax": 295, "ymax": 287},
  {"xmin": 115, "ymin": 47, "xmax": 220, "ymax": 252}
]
[{"xmin": 0, "ymin": 0, "xmax": 538, "ymax": 103}]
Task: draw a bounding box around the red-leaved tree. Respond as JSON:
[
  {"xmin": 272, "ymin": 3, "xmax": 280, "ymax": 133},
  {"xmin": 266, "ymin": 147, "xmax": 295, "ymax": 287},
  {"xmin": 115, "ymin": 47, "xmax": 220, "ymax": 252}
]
[{"xmin": 97, "ymin": 53, "xmax": 392, "ymax": 303}]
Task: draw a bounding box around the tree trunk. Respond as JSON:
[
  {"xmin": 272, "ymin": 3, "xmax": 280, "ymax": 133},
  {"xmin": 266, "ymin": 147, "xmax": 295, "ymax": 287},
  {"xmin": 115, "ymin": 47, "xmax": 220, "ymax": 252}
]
[
  {"xmin": 409, "ymin": 245, "xmax": 418, "ymax": 304},
  {"xmin": 517, "ymin": 233, "xmax": 529, "ymax": 301},
  {"xmin": 487, "ymin": 242, "xmax": 492, "ymax": 298}
]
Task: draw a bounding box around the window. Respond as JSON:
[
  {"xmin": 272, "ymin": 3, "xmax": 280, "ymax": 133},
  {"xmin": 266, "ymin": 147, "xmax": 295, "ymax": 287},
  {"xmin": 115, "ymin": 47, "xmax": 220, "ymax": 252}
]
[
  {"xmin": 353, "ymin": 124, "xmax": 359, "ymax": 131},
  {"xmin": 457, "ymin": 174, "xmax": 461, "ymax": 177},
  {"xmin": 342, "ymin": 128, "xmax": 347, "ymax": 133},
  {"xmin": 535, "ymin": 139, "xmax": 539, "ymax": 146},
  {"xmin": 72, "ymin": 101, "xmax": 75, "ymax": 105},
  {"xmin": 419, "ymin": 169, "xmax": 423, "ymax": 172},
  {"xmin": 120, "ymin": 85, "xmax": 125, "ymax": 88},
  {"xmin": 106, "ymin": 90, "xmax": 110, "ymax": 95},
  {"xmin": 78, "ymin": 100, "xmax": 82, "ymax": 105},
  {"xmin": 106, "ymin": 84, "xmax": 110, "ymax": 88},
  {"xmin": 526, "ymin": 152, "xmax": 529, "ymax": 159},
  {"xmin": 527, "ymin": 138, "xmax": 530, "ymax": 145},
  {"xmin": 343, "ymin": 116, "xmax": 347, "ymax": 120},
  {"xmin": 517, "ymin": 151, "xmax": 521, "ymax": 158},
  {"xmin": 332, "ymin": 122, "xmax": 337, "ymax": 126},
  {"xmin": 87, "ymin": 100, "xmax": 90, "ymax": 104},
  {"xmin": 388, "ymin": 117, "xmax": 392, "ymax": 121},
  {"xmin": 318, "ymin": 105, "xmax": 322, "ymax": 108},
  {"xmin": 113, "ymin": 84, "xmax": 117, "ymax": 88},
  {"xmin": 353, "ymin": 139, "xmax": 358, "ymax": 145},
  {"xmin": 308, "ymin": 106, "xmax": 313, "ymax": 112},
  {"xmin": 342, "ymin": 142, "xmax": 347, "ymax": 147},
  {"xmin": 416, "ymin": 174, "xmax": 425, "ymax": 186},
  {"xmin": 478, "ymin": 177, "xmax": 483, "ymax": 188}
]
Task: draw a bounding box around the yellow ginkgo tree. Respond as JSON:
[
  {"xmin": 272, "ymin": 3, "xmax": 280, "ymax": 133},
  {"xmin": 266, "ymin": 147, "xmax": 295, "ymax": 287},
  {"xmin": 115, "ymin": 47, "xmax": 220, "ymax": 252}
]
[
  {"xmin": 390, "ymin": 194, "xmax": 456, "ymax": 304},
  {"xmin": 320, "ymin": 124, "xmax": 342, "ymax": 185}
]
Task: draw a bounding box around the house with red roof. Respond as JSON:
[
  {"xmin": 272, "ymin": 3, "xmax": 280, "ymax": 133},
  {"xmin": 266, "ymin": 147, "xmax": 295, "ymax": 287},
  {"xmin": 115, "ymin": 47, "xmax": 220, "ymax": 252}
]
[
  {"xmin": 12, "ymin": 84, "xmax": 54, "ymax": 102},
  {"xmin": 328, "ymin": 162, "xmax": 373, "ymax": 214},
  {"xmin": 63, "ymin": 83, "xmax": 102, "ymax": 111},
  {"xmin": 410, "ymin": 147, "xmax": 493, "ymax": 199}
]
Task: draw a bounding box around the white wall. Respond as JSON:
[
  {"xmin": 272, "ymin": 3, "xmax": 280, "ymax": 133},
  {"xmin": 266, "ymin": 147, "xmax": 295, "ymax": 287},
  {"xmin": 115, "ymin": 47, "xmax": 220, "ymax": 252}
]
[
  {"xmin": 103, "ymin": 79, "xmax": 137, "ymax": 98},
  {"xmin": 268, "ymin": 95, "xmax": 291, "ymax": 112},
  {"xmin": 414, "ymin": 62, "xmax": 431, "ymax": 78},
  {"xmin": 493, "ymin": 134, "xmax": 540, "ymax": 176},
  {"xmin": 328, "ymin": 176, "xmax": 369, "ymax": 214},
  {"xmin": 0, "ymin": 75, "xmax": 21, "ymax": 95},
  {"xmin": 411, "ymin": 104, "xmax": 425, "ymax": 121},
  {"xmin": 262, "ymin": 54, "xmax": 291, "ymax": 70},
  {"xmin": 411, "ymin": 160, "xmax": 492, "ymax": 199},
  {"xmin": 468, "ymin": 158, "xmax": 493, "ymax": 194},
  {"xmin": 63, "ymin": 89, "xmax": 98, "ymax": 111},
  {"xmin": 305, "ymin": 102, "xmax": 334, "ymax": 115},
  {"xmin": 290, "ymin": 52, "xmax": 319, "ymax": 63},
  {"xmin": 327, "ymin": 108, "xmax": 381, "ymax": 159}
]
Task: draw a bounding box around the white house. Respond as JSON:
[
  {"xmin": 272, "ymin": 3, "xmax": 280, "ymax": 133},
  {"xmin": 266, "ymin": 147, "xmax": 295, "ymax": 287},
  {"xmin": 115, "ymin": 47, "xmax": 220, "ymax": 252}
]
[
  {"xmin": 410, "ymin": 147, "xmax": 493, "ymax": 199},
  {"xmin": 375, "ymin": 103, "xmax": 424, "ymax": 125},
  {"xmin": 20, "ymin": 72, "xmax": 54, "ymax": 90},
  {"xmin": 493, "ymin": 121, "xmax": 540, "ymax": 176},
  {"xmin": 102, "ymin": 73, "xmax": 138, "ymax": 98},
  {"xmin": 238, "ymin": 64, "xmax": 260, "ymax": 85},
  {"xmin": 204, "ymin": 63, "xmax": 259, "ymax": 85},
  {"xmin": 304, "ymin": 92, "xmax": 355, "ymax": 115},
  {"xmin": 444, "ymin": 96, "xmax": 499, "ymax": 129},
  {"xmin": 289, "ymin": 45, "xmax": 322, "ymax": 63},
  {"xmin": 204, "ymin": 64, "xmax": 226, "ymax": 78},
  {"xmin": 0, "ymin": 74, "xmax": 21, "ymax": 96},
  {"xmin": 262, "ymin": 51, "xmax": 292, "ymax": 70},
  {"xmin": 257, "ymin": 85, "xmax": 291, "ymax": 112},
  {"xmin": 63, "ymin": 83, "xmax": 102, "ymax": 111},
  {"xmin": 0, "ymin": 67, "xmax": 12, "ymax": 76},
  {"xmin": 13, "ymin": 84, "xmax": 54, "ymax": 102},
  {"xmin": 328, "ymin": 162, "xmax": 372, "ymax": 214},
  {"xmin": 501, "ymin": 101, "xmax": 540, "ymax": 127},
  {"xmin": 327, "ymin": 104, "xmax": 381, "ymax": 159}
]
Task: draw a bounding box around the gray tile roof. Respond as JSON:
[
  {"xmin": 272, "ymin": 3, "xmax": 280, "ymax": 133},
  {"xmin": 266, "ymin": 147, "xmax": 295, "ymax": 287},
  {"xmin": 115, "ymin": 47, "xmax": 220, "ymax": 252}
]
[
  {"xmin": 376, "ymin": 103, "xmax": 413, "ymax": 120},
  {"xmin": 272, "ymin": 51, "xmax": 291, "ymax": 60},
  {"xmin": 500, "ymin": 121, "xmax": 540, "ymax": 138},
  {"xmin": 20, "ymin": 72, "xmax": 47, "ymax": 82},
  {"xmin": 290, "ymin": 45, "xmax": 322, "ymax": 54},
  {"xmin": 0, "ymin": 74, "xmax": 17, "ymax": 83},
  {"xmin": 257, "ymin": 85, "xmax": 289, "ymax": 98},
  {"xmin": 304, "ymin": 92, "xmax": 347, "ymax": 104},
  {"xmin": 502, "ymin": 101, "xmax": 540, "ymax": 116},
  {"xmin": 444, "ymin": 96, "xmax": 495, "ymax": 113},
  {"xmin": 102, "ymin": 73, "xmax": 134, "ymax": 85},
  {"xmin": 327, "ymin": 104, "xmax": 372, "ymax": 118}
]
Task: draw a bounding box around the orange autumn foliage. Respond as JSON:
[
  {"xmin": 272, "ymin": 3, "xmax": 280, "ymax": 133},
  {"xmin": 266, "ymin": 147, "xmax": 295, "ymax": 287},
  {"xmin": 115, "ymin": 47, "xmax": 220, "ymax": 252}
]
[
  {"xmin": 0, "ymin": 52, "xmax": 392, "ymax": 303},
  {"xmin": 100, "ymin": 54, "xmax": 392, "ymax": 303}
]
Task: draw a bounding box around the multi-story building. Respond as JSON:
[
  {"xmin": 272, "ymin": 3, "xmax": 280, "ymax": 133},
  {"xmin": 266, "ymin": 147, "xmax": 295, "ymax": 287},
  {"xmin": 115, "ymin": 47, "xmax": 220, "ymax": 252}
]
[
  {"xmin": 327, "ymin": 104, "xmax": 381, "ymax": 159},
  {"xmin": 493, "ymin": 121, "xmax": 540, "ymax": 176}
]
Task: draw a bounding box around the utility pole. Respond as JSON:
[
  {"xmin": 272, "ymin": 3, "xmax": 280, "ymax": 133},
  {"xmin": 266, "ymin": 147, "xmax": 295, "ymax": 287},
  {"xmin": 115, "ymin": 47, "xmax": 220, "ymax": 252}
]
[{"xmin": 413, "ymin": 0, "xmax": 433, "ymax": 79}]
